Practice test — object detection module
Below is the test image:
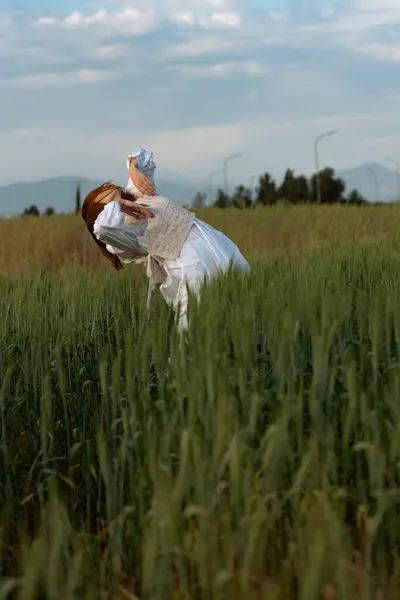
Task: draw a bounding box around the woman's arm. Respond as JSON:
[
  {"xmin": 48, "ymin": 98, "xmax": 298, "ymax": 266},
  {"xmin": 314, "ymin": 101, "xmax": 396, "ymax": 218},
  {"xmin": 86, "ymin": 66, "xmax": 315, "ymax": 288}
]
[
  {"xmin": 93, "ymin": 201, "xmax": 147, "ymax": 256},
  {"xmin": 94, "ymin": 225, "xmax": 140, "ymax": 253},
  {"xmin": 119, "ymin": 197, "xmax": 153, "ymax": 219},
  {"xmin": 129, "ymin": 157, "xmax": 156, "ymax": 196}
]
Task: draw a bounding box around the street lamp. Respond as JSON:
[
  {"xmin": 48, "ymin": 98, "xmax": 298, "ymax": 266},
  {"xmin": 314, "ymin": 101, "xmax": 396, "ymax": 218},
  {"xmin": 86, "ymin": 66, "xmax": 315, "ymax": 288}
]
[
  {"xmin": 367, "ymin": 167, "xmax": 380, "ymax": 203},
  {"xmin": 208, "ymin": 169, "xmax": 224, "ymax": 204},
  {"xmin": 385, "ymin": 158, "xmax": 400, "ymax": 202},
  {"xmin": 249, "ymin": 174, "xmax": 257, "ymax": 198},
  {"xmin": 223, "ymin": 153, "xmax": 243, "ymax": 194},
  {"xmin": 314, "ymin": 129, "xmax": 338, "ymax": 203}
]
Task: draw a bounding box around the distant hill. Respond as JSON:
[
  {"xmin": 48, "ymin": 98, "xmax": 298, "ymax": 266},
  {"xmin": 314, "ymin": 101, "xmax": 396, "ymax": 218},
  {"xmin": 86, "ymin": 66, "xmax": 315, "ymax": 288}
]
[
  {"xmin": 337, "ymin": 163, "xmax": 399, "ymax": 203},
  {"xmin": 1, "ymin": 162, "xmax": 399, "ymax": 216},
  {"xmin": 0, "ymin": 176, "xmax": 199, "ymax": 217}
]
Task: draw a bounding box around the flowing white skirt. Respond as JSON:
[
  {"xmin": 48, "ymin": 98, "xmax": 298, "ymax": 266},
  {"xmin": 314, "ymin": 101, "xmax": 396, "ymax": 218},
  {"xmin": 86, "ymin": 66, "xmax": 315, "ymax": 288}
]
[{"xmin": 160, "ymin": 218, "xmax": 250, "ymax": 330}]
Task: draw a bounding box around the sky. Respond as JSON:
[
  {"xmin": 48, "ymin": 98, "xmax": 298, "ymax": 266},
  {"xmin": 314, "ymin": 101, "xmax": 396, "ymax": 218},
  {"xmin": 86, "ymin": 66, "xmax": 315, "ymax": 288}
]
[{"xmin": 1, "ymin": 0, "xmax": 400, "ymax": 187}]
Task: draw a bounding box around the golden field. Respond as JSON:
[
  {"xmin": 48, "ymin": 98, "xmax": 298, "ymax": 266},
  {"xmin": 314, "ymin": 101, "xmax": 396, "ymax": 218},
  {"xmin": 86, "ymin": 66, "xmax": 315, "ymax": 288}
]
[{"xmin": 2, "ymin": 203, "xmax": 400, "ymax": 274}]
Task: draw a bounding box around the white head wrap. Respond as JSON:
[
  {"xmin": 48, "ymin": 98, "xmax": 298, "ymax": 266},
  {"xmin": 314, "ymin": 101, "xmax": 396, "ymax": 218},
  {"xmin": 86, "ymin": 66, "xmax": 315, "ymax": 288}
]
[
  {"xmin": 126, "ymin": 148, "xmax": 156, "ymax": 196},
  {"xmin": 126, "ymin": 147, "xmax": 156, "ymax": 193}
]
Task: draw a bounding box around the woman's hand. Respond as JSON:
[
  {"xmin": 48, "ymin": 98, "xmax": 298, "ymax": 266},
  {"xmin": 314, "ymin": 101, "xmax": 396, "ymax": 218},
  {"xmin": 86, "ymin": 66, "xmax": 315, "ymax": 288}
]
[
  {"xmin": 129, "ymin": 160, "xmax": 156, "ymax": 196},
  {"xmin": 119, "ymin": 198, "xmax": 153, "ymax": 220}
]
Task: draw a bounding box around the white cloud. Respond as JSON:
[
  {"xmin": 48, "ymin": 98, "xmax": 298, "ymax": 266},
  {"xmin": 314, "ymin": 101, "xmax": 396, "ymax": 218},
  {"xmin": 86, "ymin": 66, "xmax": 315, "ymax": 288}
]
[
  {"xmin": 34, "ymin": 16, "xmax": 57, "ymax": 26},
  {"xmin": 211, "ymin": 12, "xmax": 241, "ymax": 26},
  {"xmin": 164, "ymin": 36, "xmax": 237, "ymax": 58},
  {"xmin": 0, "ymin": 12, "xmax": 15, "ymax": 27},
  {"xmin": 170, "ymin": 60, "xmax": 265, "ymax": 78},
  {"xmin": 34, "ymin": 7, "xmax": 156, "ymax": 35},
  {"xmin": 358, "ymin": 41, "xmax": 400, "ymax": 62},
  {"xmin": 92, "ymin": 44, "xmax": 128, "ymax": 58},
  {"xmin": 6, "ymin": 69, "xmax": 117, "ymax": 88},
  {"xmin": 64, "ymin": 12, "xmax": 83, "ymax": 26},
  {"xmin": 333, "ymin": 13, "xmax": 394, "ymax": 32},
  {"xmin": 64, "ymin": 8, "xmax": 140, "ymax": 26},
  {"xmin": 332, "ymin": 0, "xmax": 400, "ymax": 33},
  {"xmin": 269, "ymin": 12, "xmax": 287, "ymax": 21},
  {"xmin": 32, "ymin": 2, "xmax": 241, "ymax": 33},
  {"xmin": 171, "ymin": 12, "xmax": 196, "ymax": 25},
  {"xmin": 169, "ymin": 9, "xmax": 241, "ymax": 27},
  {"xmin": 205, "ymin": 0, "xmax": 229, "ymax": 7},
  {"xmin": 12, "ymin": 128, "xmax": 44, "ymax": 138},
  {"xmin": 354, "ymin": 0, "xmax": 399, "ymax": 10}
]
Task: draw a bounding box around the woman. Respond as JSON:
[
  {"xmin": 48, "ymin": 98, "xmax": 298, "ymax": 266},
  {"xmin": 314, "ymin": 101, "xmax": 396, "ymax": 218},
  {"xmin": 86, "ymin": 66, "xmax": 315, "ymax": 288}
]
[{"xmin": 81, "ymin": 148, "xmax": 249, "ymax": 331}]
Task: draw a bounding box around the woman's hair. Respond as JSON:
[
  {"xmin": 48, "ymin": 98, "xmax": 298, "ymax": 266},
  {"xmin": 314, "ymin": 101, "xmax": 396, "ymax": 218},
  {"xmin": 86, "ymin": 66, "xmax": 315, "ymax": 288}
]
[{"xmin": 81, "ymin": 182, "xmax": 137, "ymax": 271}]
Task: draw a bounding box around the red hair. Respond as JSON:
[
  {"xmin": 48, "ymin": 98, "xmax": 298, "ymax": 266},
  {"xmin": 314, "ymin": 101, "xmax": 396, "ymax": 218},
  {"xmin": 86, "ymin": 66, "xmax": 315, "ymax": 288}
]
[{"xmin": 81, "ymin": 182, "xmax": 137, "ymax": 271}]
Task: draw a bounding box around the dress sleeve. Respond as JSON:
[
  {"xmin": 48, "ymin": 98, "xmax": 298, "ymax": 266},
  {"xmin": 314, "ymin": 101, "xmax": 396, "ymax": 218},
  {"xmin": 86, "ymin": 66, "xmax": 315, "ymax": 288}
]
[{"xmin": 93, "ymin": 201, "xmax": 142, "ymax": 257}]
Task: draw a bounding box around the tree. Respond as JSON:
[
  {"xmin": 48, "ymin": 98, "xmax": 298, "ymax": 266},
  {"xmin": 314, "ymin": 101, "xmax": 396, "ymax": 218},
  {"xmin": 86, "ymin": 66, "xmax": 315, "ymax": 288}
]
[
  {"xmin": 192, "ymin": 191, "xmax": 206, "ymax": 210},
  {"xmin": 232, "ymin": 185, "xmax": 252, "ymax": 209},
  {"xmin": 214, "ymin": 189, "xmax": 231, "ymax": 209},
  {"xmin": 75, "ymin": 182, "xmax": 81, "ymax": 215},
  {"xmin": 310, "ymin": 167, "xmax": 345, "ymax": 204},
  {"xmin": 256, "ymin": 173, "xmax": 277, "ymax": 206},
  {"xmin": 22, "ymin": 205, "xmax": 40, "ymax": 217},
  {"xmin": 345, "ymin": 189, "xmax": 367, "ymax": 205},
  {"xmin": 277, "ymin": 169, "xmax": 309, "ymax": 204},
  {"xmin": 44, "ymin": 207, "xmax": 55, "ymax": 216}
]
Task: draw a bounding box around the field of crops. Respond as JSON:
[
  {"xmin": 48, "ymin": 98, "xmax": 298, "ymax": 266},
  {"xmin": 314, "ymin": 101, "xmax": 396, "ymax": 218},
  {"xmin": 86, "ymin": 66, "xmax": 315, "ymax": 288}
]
[{"xmin": 2, "ymin": 205, "xmax": 400, "ymax": 599}]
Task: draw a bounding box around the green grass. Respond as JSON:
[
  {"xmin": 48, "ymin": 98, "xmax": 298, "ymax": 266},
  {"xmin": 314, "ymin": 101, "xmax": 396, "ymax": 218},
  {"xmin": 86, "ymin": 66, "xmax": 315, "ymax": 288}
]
[{"xmin": 2, "ymin": 242, "xmax": 400, "ymax": 598}]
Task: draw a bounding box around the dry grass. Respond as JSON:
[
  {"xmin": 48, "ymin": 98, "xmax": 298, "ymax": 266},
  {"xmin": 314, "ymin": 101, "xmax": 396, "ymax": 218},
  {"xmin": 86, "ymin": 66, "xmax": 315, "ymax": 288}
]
[{"xmin": 3, "ymin": 204, "xmax": 400, "ymax": 275}]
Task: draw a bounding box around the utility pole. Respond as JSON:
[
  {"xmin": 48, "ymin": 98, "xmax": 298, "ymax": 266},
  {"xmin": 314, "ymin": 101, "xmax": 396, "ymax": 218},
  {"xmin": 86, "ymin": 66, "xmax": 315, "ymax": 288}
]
[
  {"xmin": 367, "ymin": 167, "xmax": 380, "ymax": 203},
  {"xmin": 386, "ymin": 158, "xmax": 400, "ymax": 202},
  {"xmin": 250, "ymin": 174, "xmax": 257, "ymax": 199},
  {"xmin": 223, "ymin": 153, "xmax": 243, "ymax": 195},
  {"xmin": 314, "ymin": 129, "xmax": 338, "ymax": 203},
  {"xmin": 208, "ymin": 169, "xmax": 224, "ymax": 204}
]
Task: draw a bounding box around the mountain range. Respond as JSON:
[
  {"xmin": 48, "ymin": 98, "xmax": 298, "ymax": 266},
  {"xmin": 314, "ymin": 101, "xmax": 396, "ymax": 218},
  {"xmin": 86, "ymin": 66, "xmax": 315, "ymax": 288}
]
[
  {"xmin": 0, "ymin": 176, "xmax": 199, "ymax": 217},
  {"xmin": 337, "ymin": 162, "xmax": 400, "ymax": 203},
  {"xmin": 0, "ymin": 163, "xmax": 399, "ymax": 217}
]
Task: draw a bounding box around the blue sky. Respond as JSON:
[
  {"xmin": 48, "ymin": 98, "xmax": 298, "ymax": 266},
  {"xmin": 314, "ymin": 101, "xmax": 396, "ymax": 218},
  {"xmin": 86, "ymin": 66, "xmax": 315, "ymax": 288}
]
[{"xmin": 1, "ymin": 0, "xmax": 400, "ymax": 187}]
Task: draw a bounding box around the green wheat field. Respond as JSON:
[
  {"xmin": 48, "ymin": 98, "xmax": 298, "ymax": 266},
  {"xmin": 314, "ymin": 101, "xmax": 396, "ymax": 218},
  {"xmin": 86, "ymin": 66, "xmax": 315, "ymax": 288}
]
[{"xmin": 2, "ymin": 205, "xmax": 400, "ymax": 599}]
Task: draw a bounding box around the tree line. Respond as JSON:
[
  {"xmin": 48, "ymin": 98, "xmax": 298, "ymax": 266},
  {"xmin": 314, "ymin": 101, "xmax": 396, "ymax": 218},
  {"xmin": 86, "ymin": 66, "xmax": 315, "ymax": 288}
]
[
  {"xmin": 193, "ymin": 167, "xmax": 368, "ymax": 209},
  {"xmin": 22, "ymin": 167, "xmax": 369, "ymax": 216},
  {"xmin": 22, "ymin": 185, "xmax": 82, "ymax": 217}
]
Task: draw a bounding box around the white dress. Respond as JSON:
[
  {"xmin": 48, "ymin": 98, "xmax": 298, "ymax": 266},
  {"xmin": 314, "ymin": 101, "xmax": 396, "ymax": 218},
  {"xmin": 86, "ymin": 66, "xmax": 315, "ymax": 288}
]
[{"xmin": 93, "ymin": 201, "xmax": 250, "ymax": 330}]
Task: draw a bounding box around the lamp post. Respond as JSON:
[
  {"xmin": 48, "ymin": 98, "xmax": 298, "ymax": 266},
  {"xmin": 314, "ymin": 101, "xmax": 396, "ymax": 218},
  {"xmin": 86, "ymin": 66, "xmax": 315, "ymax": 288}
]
[
  {"xmin": 367, "ymin": 167, "xmax": 380, "ymax": 203},
  {"xmin": 385, "ymin": 158, "xmax": 400, "ymax": 202},
  {"xmin": 314, "ymin": 129, "xmax": 338, "ymax": 203},
  {"xmin": 208, "ymin": 169, "xmax": 224, "ymax": 204},
  {"xmin": 250, "ymin": 174, "xmax": 257, "ymax": 199},
  {"xmin": 223, "ymin": 153, "xmax": 243, "ymax": 195}
]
